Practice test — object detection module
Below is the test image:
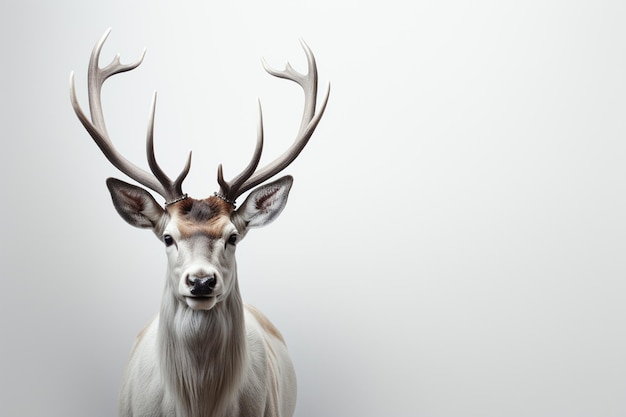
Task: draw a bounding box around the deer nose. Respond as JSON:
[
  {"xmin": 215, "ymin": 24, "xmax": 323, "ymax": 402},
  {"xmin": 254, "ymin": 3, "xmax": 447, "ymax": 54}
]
[{"xmin": 187, "ymin": 274, "xmax": 217, "ymax": 296}]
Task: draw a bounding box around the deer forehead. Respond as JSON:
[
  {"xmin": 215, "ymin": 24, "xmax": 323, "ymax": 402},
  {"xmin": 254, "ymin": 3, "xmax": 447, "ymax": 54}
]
[{"xmin": 168, "ymin": 196, "xmax": 235, "ymax": 239}]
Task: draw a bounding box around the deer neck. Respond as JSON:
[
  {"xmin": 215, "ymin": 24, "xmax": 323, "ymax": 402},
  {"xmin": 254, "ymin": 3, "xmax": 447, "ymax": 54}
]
[{"xmin": 158, "ymin": 272, "xmax": 247, "ymax": 417}]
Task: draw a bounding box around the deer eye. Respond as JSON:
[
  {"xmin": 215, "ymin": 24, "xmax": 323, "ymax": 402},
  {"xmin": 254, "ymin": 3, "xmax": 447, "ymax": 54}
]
[
  {"xmin": 227, "ymin": 233, "xmax": 238, "ymax": 246},
  {"xmin": 163, "ymin": 234, "xmax": 175, "ymax": 247}
]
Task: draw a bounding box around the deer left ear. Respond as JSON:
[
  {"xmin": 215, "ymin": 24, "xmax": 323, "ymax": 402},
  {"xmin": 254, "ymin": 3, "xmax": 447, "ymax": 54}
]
[
  {"xmin": 106, "ymin": 177, "xmax": 167, "ymax": 232},
  {"xmin": 234, "ymin": 176, "xmax": 293, "ymax": 230}
]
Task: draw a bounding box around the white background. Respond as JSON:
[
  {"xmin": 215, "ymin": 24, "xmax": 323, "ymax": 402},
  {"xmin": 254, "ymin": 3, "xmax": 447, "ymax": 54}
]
[{"xmin": 1, "ymin": 1, "xmax": 625, "ymax": 416}]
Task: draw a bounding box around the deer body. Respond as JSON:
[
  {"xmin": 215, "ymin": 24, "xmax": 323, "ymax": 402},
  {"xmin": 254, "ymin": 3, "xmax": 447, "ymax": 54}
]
[
  {"xmin": 70, "ymin": 29, "xmax": 329, "ymax": 417},
  {"xmin": 120, "ymin": 292, "xmax": 296, "ymax": 417}
]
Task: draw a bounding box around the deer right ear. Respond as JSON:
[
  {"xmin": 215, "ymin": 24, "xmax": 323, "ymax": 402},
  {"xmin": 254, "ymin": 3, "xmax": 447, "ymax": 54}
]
[
  {"xmin": 234, "ymin": 176, "xmax": 293, "ymax": 230},
  {"xmin": 106, "ymin": 178, "xmax": 166, "ymax": 231}
]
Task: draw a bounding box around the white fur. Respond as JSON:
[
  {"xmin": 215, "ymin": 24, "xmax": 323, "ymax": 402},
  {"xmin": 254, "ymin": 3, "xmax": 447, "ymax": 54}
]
[{"xmin": 118, "ymin": 283, "xmax": 296, "ymax": 417}]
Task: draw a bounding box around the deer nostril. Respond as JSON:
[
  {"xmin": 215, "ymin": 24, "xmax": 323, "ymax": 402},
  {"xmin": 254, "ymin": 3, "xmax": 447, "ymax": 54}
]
[
  {"xmin": 207, "ymin": 275, "xmax": 217, "ymax": 288},
  {"xmin": 187, "ymin": 274, "xmax": 217, "ymax": 296}
]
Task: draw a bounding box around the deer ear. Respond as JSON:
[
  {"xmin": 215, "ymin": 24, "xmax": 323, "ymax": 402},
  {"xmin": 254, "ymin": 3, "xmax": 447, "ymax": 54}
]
[
  {"xmin": 234, "ymin": 176, "xmax": 293, "ymax": 230},
  {"xmin": 106, "ymin": 178, "xmax": 166, "ymax": 231}
]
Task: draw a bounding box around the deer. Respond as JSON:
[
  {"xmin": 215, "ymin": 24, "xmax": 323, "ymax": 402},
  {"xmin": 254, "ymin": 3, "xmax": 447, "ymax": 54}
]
[{"xmin": 69, "ymin": 29, "xmax": 329, "ymax": 417}]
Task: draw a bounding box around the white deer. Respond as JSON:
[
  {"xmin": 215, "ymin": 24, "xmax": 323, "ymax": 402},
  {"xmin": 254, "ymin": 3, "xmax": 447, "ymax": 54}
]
[{"xmin": 70, "ymin": 29, "xmax": 329, "ymax": 417}]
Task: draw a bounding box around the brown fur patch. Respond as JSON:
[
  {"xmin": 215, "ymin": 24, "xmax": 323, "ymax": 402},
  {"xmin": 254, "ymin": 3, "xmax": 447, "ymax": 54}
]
[
  {"xmin": 167, "ymin": 196, "xmax": 234, "ymax": 238},
  {"xmin": 246, "ymin": 304, "xmax": 285, "ymax": 343}
]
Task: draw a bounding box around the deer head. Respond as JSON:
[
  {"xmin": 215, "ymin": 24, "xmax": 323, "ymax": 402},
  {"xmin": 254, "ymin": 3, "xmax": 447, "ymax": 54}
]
[{"xmin": 70, "ymin": 29, "xmax": 329, "ymax": 311}]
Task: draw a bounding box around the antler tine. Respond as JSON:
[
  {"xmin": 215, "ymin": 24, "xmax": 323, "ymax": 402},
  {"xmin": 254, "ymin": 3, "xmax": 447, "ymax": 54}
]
[
  {"xmin": 262, "ymin": 39, "xmax": 319, "ymax": 137},
  {"xmin": 87, "ymin": 28, "xmax": 146, "ymax": 136},
  {"xmin": 218, "ymin": 40, "xmax": 330, "ymax": 204},
  {"xmin": 70, "ymin": 29, "xmax": 190, "ymax": 203},
  {"xmin": 146, "ymin": 92, "xmax": 192, "ymax": 199},
  {"xmin": 217, "ymin": 100, "xmax": 264, "ymax": 202}
]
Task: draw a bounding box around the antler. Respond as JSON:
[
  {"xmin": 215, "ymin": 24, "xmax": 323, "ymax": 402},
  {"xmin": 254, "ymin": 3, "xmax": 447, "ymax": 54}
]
[
  {"xmin": 217, "ymin": 39, "xmax": 330, "ymax": 205},
  {"xmin": 70, "ymin": 28, "xmax": 191, "ymax": 204}
]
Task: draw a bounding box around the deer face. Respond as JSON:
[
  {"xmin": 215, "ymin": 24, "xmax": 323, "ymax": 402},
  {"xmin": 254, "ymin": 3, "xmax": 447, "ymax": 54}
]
[
  {"xmin": 162, "ymin": 197, "xmax": 238, "ymax": 310},
  {"xmin": 106, "ymin": 176, "xmax": 293, "ymax": 311}
]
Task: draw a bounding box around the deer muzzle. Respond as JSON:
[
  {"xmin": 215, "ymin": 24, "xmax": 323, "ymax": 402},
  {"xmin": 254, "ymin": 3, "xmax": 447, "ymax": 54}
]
[{"xmin": 187, "ymin": 274, "xmax": 217, "ymax": 297}]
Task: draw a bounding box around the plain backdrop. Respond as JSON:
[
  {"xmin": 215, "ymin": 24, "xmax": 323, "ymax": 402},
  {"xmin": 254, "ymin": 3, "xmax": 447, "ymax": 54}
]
[{"xmin": 1, "ymin": 1, "xmax": 625, "ymax": 416}]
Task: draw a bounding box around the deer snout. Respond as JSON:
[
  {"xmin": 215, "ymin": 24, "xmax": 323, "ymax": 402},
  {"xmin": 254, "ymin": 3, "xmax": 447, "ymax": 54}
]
[{"xmin": 187, "ymin": 274, "xmax": 217, "ymax": 296}]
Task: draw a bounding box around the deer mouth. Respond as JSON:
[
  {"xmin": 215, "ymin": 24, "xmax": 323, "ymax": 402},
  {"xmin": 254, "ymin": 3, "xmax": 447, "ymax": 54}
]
[{"xmin": 184, "ymin": 295, "xmax": 218, "ymax": 310}]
